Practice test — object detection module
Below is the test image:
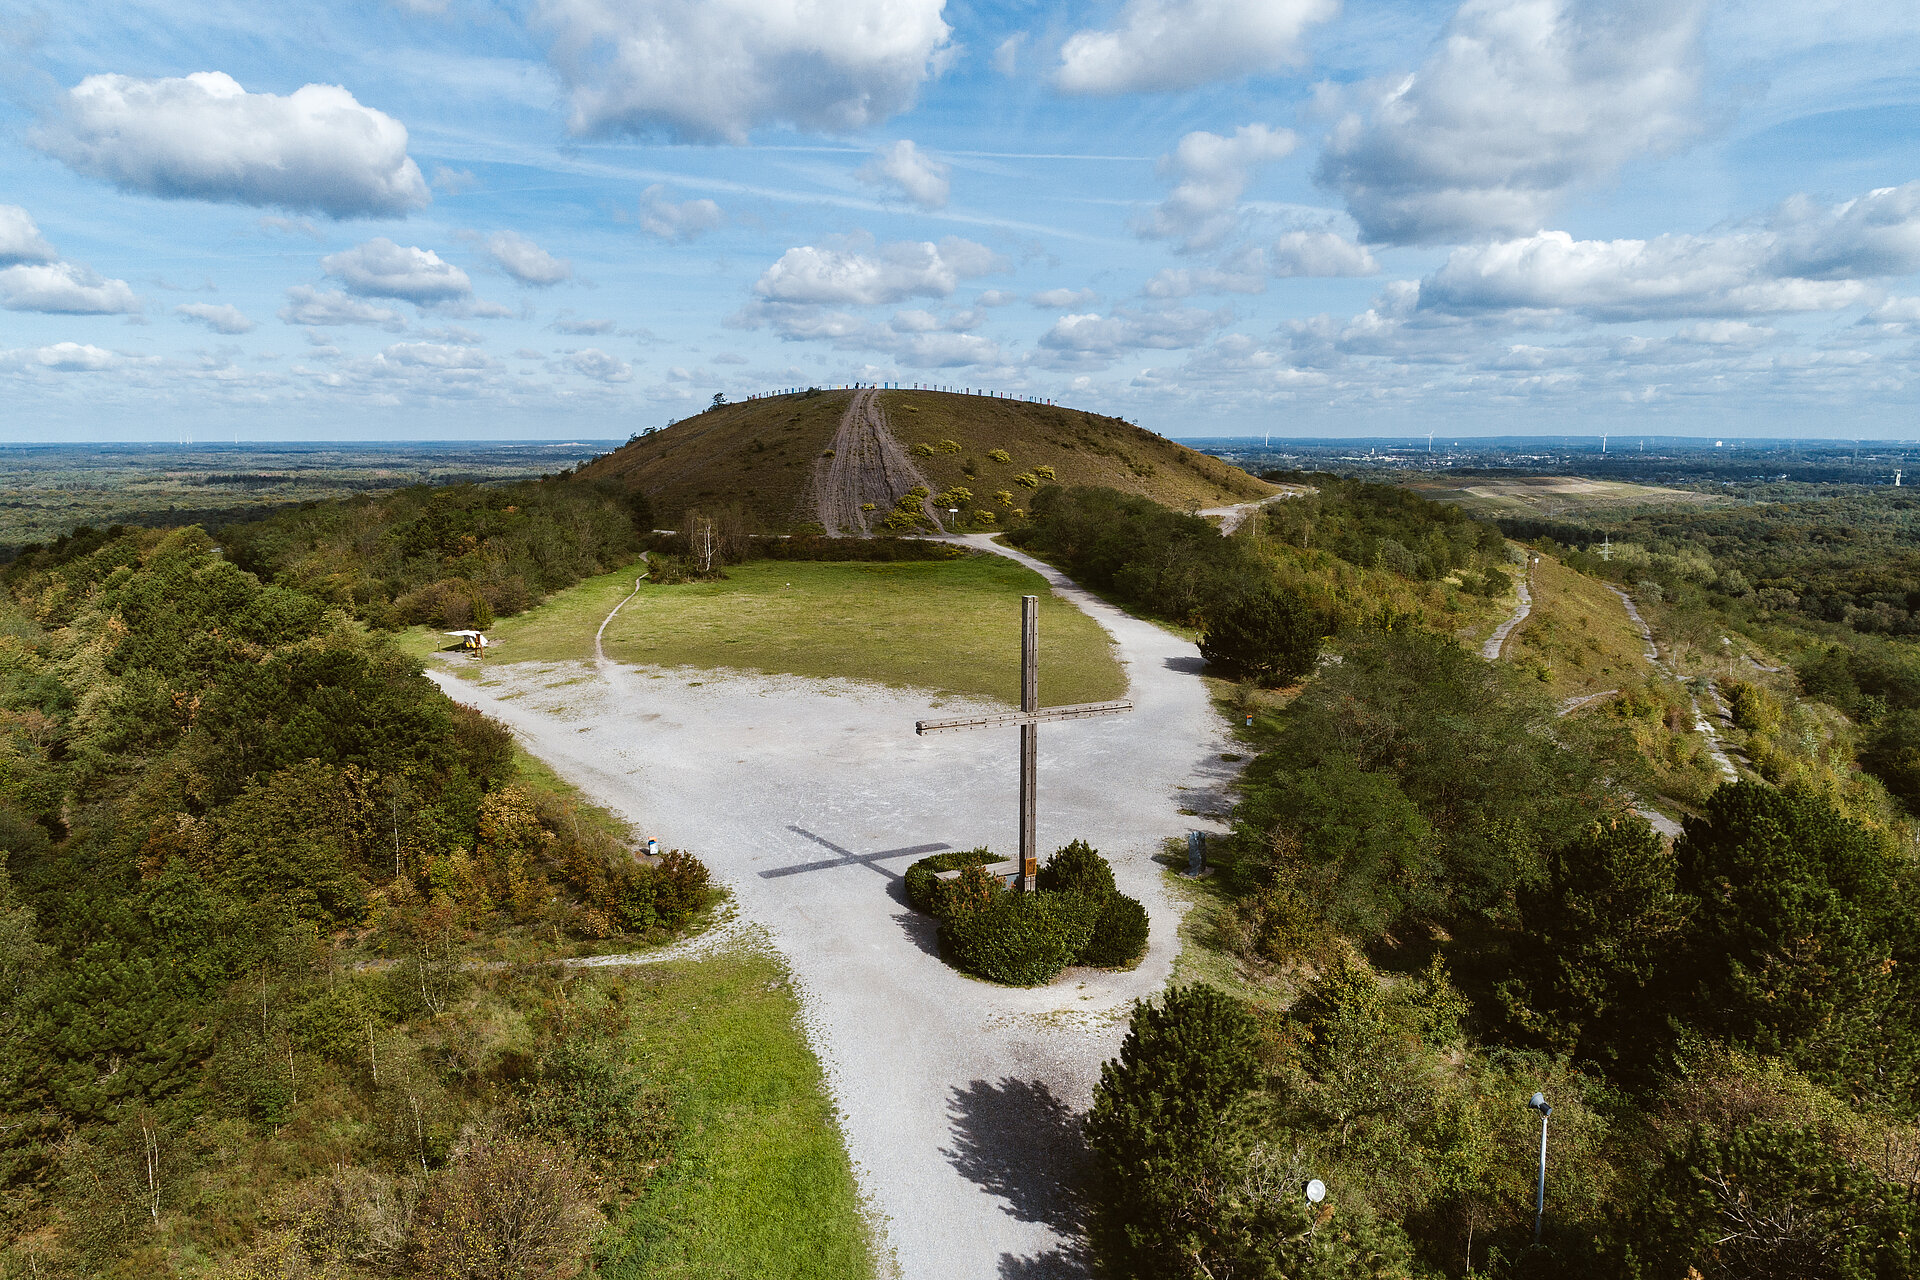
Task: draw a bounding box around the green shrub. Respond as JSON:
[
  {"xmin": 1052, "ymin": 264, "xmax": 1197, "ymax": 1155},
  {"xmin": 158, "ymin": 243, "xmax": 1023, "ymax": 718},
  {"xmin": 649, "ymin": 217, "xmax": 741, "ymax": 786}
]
[
  {"xmin": 1038, "ymin": 839, "xmax": 1116, "ymax": 896},
  {"xmin": 1081, "ymin": 893, "xmax": 1149, "ymax": 969},
  {"xmin": 939, "ymin": 891, "xmax": 1102, "ymax": 986},
  {"xmin": 987, "ymin": 449, "xmax": 1013, "ymax": 464},
  {"xmin": 904, "ymin": 847, "xmax": 999, "ymax": 913}
]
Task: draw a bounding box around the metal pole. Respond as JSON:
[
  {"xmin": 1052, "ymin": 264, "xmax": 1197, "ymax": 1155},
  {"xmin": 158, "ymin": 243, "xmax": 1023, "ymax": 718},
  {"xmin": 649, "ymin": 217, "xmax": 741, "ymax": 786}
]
[
  {"xmin": 1020, "ymin": 595, "xmax": 1038, "ymax": 892},
  {"xmin": 1533, "ymin": 1109, "xmax": 1550, "ymax": 1244}
]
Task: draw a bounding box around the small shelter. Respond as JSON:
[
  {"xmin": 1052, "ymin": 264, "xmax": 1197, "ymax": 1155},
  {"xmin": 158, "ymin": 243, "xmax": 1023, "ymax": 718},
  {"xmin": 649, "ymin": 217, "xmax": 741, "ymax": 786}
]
[{"xmin": 444, "ymin": 630, "xmax": 490, "ymax": 652}]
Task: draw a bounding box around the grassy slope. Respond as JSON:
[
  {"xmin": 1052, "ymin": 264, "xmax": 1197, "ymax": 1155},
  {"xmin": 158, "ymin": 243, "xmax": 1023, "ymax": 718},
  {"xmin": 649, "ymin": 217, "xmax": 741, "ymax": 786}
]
[
  {"xmin": 1505, "ymin": 552, "xmax": 1657, "ymax": 700},
  {"xmin": 461, "ymin": 556, "xmax": 1125, "ymax": 706},
  {"xmin": 580, "ymin": 391, "xmax": 852, "ymax": 529},
  {"xmin": 884, "ymin": 390, "xmax": 1272, "ymax": 513},
  {"xmin": 599, "ymin": 947, "xmax": 876, "ymax": 1280},
  {"xmin": 576, "ymin": 389, "xmax": 1273, "ymax": 531}
]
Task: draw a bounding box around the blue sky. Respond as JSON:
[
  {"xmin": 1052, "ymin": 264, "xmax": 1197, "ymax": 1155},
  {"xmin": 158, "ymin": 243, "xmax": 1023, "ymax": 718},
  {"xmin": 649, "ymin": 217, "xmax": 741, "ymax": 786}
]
[{"xmin": 1, "ymin": 0, "xmax": 1918, "ymax": 439}]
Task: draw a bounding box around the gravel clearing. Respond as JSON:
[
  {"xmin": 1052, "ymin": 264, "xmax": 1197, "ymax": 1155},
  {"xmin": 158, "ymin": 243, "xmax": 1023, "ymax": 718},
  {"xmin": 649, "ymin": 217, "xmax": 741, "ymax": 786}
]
[{"xmin": 427, "ymin": 534, "xmax": 1241, "ymax": 1279}]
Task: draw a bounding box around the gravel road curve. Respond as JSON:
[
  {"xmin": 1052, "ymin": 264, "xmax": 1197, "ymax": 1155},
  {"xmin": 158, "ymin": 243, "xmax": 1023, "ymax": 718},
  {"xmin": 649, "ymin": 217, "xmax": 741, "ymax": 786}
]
[
  {"xmin": 812, "ymin": 388, "xmax": 940, "ymax": 535},
  {"xmin": 427, "ymin": 531, "xmax": 1246, "ymax": 1278}
]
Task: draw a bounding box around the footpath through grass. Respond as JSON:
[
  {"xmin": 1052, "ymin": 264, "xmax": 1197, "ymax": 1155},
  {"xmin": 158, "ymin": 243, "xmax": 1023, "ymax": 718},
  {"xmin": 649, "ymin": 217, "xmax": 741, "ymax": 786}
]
[
  {"xmin": 474, "ymin": 554, "xmax": 1125, "ymax": 705},
  {"xmin": 599, "ymin": 947, "xmax": 877, "ymax": 1280}
]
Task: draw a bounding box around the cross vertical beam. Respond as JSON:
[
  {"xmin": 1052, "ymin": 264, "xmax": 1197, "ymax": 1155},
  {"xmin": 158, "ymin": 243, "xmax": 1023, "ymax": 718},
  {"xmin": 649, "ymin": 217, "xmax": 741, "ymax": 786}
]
[{"xmin": 1020, "ymin": 594, "xmax": 1039, "ymax": 891}]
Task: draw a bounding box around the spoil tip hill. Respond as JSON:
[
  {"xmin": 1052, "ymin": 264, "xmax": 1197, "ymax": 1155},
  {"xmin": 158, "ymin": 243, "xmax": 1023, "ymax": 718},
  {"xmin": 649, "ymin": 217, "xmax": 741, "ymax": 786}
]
[{"xmin": 577, "ymin": 388, "xmax": 1274, "ymax": 533}]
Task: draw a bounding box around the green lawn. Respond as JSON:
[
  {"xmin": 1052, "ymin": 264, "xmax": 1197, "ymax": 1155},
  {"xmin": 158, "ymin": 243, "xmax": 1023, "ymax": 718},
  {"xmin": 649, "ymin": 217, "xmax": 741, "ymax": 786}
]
[
  {"xmin": 600, "ymin": 947, "xmax": 878, "ymax": 1280},
  {"xmin": 466, "ymin": 555, "xmax": 1125, "ymax": 706}
]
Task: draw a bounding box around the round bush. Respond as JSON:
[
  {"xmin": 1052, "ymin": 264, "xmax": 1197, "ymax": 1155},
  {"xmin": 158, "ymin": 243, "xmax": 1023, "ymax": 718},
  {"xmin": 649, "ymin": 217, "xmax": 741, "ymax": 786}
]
[
  {"xmin": 940, "ymin": 891, "xmax": 1103, "ymax": 986},
  {"xmin": 904, "ymin": 847, "xmax": 998, "ymax": 914},
  {"xmin": 1079, "ymin": 893, "xmax": 1150, "ymax": 969},
  {"xmin": 1038, "ymin": 839, "xmax": 1116, "ymax": 897}
]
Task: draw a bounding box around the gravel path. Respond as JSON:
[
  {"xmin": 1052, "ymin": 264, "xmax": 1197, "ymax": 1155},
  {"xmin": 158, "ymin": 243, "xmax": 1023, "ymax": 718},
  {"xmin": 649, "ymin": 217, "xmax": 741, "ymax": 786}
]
[
  {"xmin": 1605, "ymin": 584, "xmax": 1737, "ymax": 783},
  {"xmin": 1480, "ymin": 567, "xmax": 1534, "ymax": 660},
  {"xmin": 428, "ymin": 534, "xmax": 1243, "ymax": 1279},
  {"xmin": 811, "ymin": 388, "xmax": 940, "ymax": 535}
]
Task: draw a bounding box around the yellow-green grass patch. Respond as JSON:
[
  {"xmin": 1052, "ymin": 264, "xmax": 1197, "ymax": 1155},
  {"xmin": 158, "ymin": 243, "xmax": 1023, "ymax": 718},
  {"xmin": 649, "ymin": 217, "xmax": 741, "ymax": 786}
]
[
  {"xmin": 1506, "ymin": 553, "xmax": 1658, "ymax": 700},
  {"xmin": 597, "ymin": 946, "xmax": 876, "ymax": 1280}
]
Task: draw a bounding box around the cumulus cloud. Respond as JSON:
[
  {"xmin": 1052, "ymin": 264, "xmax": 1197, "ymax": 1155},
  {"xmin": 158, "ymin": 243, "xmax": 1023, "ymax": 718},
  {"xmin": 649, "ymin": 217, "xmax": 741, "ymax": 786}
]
[
  {"xmin": 176, "ymin": 302, "xmax": 255, "ymax": 333},
  {"xmin": 1419, "ymin": 184, "xmax": 1920, "ymax": 321},
  {"xmin": 1039, "ymin": 306, "xmax": 1232, "ymax": 356},
  {"xmin": 639, "ymin": 185, "xmax": 724, "ymax": 241},
  {"xmin": 551, "ymin": 315, "xmax": 616, "ymax": 334},
  {"xmin": 1030, "ymin": 287, "xmax": 1098, "ymax": 308},
  {"xmin": 278, "ymin": 285, "xmax": 407, "ymax": 329},
  {"xmin": 1269, "ymin": 230, "xmax": 1377, "ymax": 277},
  {"xmin": 567, "ymin": 348, "xmax": 633, "ymax": 381},
  {"xmin": 1138, "ymin": 124, "xmax": 1296, "ymax": 252},
  {"xmin": 0, "ymin": 207, "xmax": 57, "ymax": 266},
  {"xmin": 1142, "ymin": 267, "xmax": 1266, "ymax": 297},
  {"xmin": 977, "ymin": 289, "xmax": 1019, "ymax": 306},
  {"xmin": 1056, "ymin": 0, "xmax": 1338, "ymax": 94},
  {"xmin": 0, "ymin": 341, "xmax": 121, "ymax": 372},
  {"xmin": 34, "ymin": 72, "xmax": 430, "ymax": 218},
  {"xmin": 323, "ymin": 238, "xmax": 472, "ymax": 305},
  {"xmin": 0, "ymin": 261, "xmax": 141, "ymax": 314},
  {"xmin": 1317, "ymin": 0, "xmax": 1705, "ymax": 245},
  {"xmin": 375, "ymin": 342, "xmax": 498, "ymax": 372},
  {"xmin": 482, "ymin": 230, "xmax": 572, "ymax": 286},
  {"xmin": 751, "ymin": 236, "xmax": 1004, "ymax": 306},
  {"xmin": 540, "ymin": 0, "xmax": 952, "ymax": 143},
  {"xmin": 858, "ymin": 140, "xmax": 950, "ymax": 210}
]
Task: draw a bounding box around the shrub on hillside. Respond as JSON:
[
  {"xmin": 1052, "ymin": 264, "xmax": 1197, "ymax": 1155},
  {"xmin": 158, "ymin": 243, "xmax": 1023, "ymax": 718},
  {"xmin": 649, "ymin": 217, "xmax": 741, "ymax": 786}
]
[
  {"xmin": 1081, "ymin": 893, "xmax": 1149, "ymax": 969},
  {"xmin": 1038, "ymin": 839, "xmax": 1116, "ymax": 896},
  {"xmin": 1199, "ymin": 589, "xmax": 1322, "ymax": 686},
  {"xmin": 911, "ymin": 841, "xmax": 1149, "ymax": 982},
  {"xmin": 939, "ymin": 891, "xmax": 1102, "ymax": 986}
]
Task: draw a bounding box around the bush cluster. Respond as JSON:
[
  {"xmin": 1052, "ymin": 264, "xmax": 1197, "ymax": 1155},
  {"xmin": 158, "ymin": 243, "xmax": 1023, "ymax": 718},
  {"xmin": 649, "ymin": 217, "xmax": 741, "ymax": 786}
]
[{"xmin": 905, "ymin": 840, "xmax": 1149, "ymax": 985}]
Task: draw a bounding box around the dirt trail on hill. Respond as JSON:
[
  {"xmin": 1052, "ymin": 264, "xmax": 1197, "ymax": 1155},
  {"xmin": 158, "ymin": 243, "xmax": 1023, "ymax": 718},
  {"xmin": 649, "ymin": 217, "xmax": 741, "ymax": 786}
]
[{"xmin": 811, "ymin": 387, "xmax": 940, "ymax": 534}]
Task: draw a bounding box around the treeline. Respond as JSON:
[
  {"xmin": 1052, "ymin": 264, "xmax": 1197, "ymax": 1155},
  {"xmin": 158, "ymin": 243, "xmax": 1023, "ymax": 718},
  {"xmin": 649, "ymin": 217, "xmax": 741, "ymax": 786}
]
[
  {"xmin": 0, "ymin": 526, "xmax": 711, "ymax": 1276},
  {"xmin": 219, "ymin": 478, "xmax": 646, "ymax": 631},
  {"xmin": 1056, "ymin": 491, "xmax": 1920, "ymax": 1276}
]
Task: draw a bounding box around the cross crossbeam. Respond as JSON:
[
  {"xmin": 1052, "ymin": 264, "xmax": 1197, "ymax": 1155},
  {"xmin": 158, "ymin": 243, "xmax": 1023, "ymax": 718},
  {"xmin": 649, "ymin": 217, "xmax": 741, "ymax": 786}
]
[{"xmin": 914, "ymin": 594, "xmax": 1132, "ymax": 890}]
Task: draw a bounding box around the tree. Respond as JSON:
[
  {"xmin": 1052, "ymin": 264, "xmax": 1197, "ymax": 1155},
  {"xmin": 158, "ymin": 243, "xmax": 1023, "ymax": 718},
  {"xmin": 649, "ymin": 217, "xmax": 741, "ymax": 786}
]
[
  {"xmin": 710, "ymin": 391, "xmax": 727, "ymax": 408},
  {"xmin": 1199, "ymin": 589, "xmax": 1322, "ymax": 686},
  {"xmin": 1085, "ymin": 985, "xmax": 1263, "ymax": 1278},
  {"xmin": 408, "ymin": 1132, "xmax": 600, "ymax": 1279}
]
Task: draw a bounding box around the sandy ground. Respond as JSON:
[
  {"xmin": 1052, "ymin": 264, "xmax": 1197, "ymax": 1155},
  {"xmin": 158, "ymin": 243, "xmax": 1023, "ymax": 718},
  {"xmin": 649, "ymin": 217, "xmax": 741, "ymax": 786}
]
[
  {"xmin": 428, "ymin": 535, "xmax": 1240, "ymax": 1279},
  {"xmin": 812, "ymin": 388, "xmax": 940, "ymax": 535},
  {"xmin": 1481, "ymin": 568, "xmax": 1534, "ymax": 660}
]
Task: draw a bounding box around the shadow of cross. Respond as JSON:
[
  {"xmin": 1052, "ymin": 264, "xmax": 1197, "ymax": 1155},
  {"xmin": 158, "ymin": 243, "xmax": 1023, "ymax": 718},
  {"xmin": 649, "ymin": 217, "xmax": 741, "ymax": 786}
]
[{"xmin": 757, "ymin": 827, "xmax": 952, "ymax": 880}]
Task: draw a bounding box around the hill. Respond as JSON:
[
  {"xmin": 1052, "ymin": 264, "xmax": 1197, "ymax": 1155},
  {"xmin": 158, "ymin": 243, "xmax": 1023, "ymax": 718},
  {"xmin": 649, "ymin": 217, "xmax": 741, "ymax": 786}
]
[{"xmin": 577, "ymin": 388, "xmax": 1273, "ymax": 533}]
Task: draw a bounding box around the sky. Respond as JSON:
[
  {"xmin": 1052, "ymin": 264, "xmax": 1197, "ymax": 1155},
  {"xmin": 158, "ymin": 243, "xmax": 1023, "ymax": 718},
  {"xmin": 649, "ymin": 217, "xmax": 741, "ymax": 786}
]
[{"xmin": 1, "ymin": 0, "xmax": 1918, "ymax": 441}]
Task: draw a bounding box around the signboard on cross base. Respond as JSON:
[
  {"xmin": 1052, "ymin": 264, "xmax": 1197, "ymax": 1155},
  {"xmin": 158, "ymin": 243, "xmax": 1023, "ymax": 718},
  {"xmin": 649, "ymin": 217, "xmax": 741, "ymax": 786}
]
[{"xmin": 915, "ymin": 594, "xmax": 1132, "ymax": 891}]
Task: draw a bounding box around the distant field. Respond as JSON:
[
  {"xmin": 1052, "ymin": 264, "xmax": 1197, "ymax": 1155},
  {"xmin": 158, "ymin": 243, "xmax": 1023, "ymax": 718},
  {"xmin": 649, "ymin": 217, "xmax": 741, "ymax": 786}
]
[
  {"xmin": 1400, "ymin": 473, "xmax": 1719, "ymax": 517},
  {"xmin": 0, "ymin": 440, "xmax": 614, "ymax": 551},
  {"xmin": 445, "ymin": 554, "xmax": 1127, "ymax": 706}
]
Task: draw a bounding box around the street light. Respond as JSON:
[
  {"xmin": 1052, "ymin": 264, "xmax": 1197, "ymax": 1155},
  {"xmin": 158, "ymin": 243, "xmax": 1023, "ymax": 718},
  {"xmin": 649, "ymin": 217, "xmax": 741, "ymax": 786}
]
[{"xmin": 1528, "ymin": 1092, "xmax": 1552, "ymax": 1244}]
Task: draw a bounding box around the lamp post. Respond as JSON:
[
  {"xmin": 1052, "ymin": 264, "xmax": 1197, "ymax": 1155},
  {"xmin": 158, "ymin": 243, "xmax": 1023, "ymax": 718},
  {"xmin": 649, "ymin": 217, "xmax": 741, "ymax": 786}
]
[{"xmin": 1528, "ymin": 1092, "xmax": 1552, "ymax": 1244}]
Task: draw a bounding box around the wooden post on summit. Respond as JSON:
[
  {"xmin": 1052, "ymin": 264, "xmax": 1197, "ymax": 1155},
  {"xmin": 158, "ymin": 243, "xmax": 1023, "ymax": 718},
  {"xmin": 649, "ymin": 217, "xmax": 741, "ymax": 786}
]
[{"xmin": 917, "ymin": 594, "xmax": 1132, "ymax": 892}]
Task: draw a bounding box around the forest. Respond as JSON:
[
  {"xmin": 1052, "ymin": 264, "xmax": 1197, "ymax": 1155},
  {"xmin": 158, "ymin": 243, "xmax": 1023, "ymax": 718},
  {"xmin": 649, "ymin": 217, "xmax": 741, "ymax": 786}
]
[
  {"xmin": 0, "ymin": 486, "xmax": 710, "ymax": 1278},
  {"xmin": 1009, "ymin": 477, "xmax": 1920, "ymax": 1278}
]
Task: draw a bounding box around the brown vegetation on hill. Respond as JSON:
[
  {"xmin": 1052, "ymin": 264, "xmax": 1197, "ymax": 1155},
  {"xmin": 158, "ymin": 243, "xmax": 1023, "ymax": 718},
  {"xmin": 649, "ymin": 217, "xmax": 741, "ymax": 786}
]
[{"xmin": 575, "ymin": 388, "xmax": 1273, "ymax": 532}]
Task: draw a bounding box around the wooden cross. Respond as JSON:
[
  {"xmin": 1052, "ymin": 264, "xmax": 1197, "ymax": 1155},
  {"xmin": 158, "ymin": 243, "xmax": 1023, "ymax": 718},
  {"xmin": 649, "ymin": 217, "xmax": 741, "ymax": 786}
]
[{"xmin": 915, "ymin": 594, "xmax": 1133, "ymax": 891}]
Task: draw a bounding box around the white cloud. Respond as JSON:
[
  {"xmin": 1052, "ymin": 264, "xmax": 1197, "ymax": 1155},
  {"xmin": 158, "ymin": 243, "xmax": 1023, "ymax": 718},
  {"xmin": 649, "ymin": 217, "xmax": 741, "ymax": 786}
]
[
  {"xmin": 482, "ymin": 230, "xmax": 572, "ymax": 286},
  {"xmin": 711, "ymin": 351, "xmax": 749, "ymax": 364},
  {"xmin": 1672, "ymin": 320, "xmax": 1775, "ymax": 345},
  {"xmin": 976, "ymin": 289, "xmax": 1019, "ymax": 306},
  {"xmin": 751, "ymin": 236, "xmax": 1004, "ymax": 306},
  {"xmin": 0, "ymin": 342, "xmax": 120, "ymax": 372},
  {"xmin": 0, "ymin": 207, "xmax": 57, "ymax": 266},
  {"xmin": 1138, "ymin": 124, "xmax": 1297, "ymax": 252},
  {"xmin": 1142, "ymin": 267, "xmax": 1266, "ymax": 297},
  {"xmin": 551, "ymin": 315, "xmax": 616, "ymax": 334},
  {"xmin": 539, "ymin": 0, "xmax": 952, "ymax": 143},
  {"xmin": 639, "ymin": 185, "xmax": 724, "ymax": 241},
  {"xmin": 176, "ymin": 302, "xmax": 255, "ymax": 333},
  {"xmin": 34, "ymin": 72, "xmax": 430, "ymax": 219},
  {"xmin": 858, "ymin": 140, "xmax": 950, "ymax": 210},
  {"xmin": 1039, "ymin": 306, "xmax": 1231, "ymax": 355},
  {"xmin": 992, "ymin": 34, "xmax": 1025, "ymax": 77},
  {"xmin": 1030, "ymin": 287, "xmax": 1098, "ymax": 308},
  {"xmin": 1317, "ymin": 0, "xmax": 1706, "ymax": 245},
  {"xmin": 1420, "ymin": 183, "xmax": 1920, "ymax": 321},
  {"xmin": 567, "ymin": 348, "xmax": 633, "ymax": 381},
  {"xmin": 0, "ymin": 262, "xmax": 141, "ymax": 314},
  {"xmin": 323, "ymin": 238, "xmax": 472, "ymax": 305},
  {"xmin": 1056, "ymin": 0, "xmax": 1338, "ymax": 95},
  {"xmin": 432, "ymin": 166, "xmax": 477, "ymax": 194},
  {"xmin": 1270, "ymin": 230, "xmax": 1377, "ymax": 277},
  {"xmin": 278, "ymin": 285, "xmax": 407, "ymax": 329},
  {"xmin": 375, "ymin": 342, "xmax": 498, "ymax": 371}
]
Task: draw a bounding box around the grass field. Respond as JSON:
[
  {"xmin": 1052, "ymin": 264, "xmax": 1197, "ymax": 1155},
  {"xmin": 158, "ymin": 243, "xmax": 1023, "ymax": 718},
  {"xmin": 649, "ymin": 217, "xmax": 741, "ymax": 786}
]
[
  {"xmin": 1401, "ymin": 473, "xmax": 1719, "ymax": 518},
  {"xmin": 1506, "ymin": 552, "xmax": 1658, "ymax": 700},
  {"xmin": 460, "ymin": 554, "xmax": 1126, "ymax": 705},
  {"xmin": 598, "ymin": 946, "xmax": 877, "ymax": 1280}
]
